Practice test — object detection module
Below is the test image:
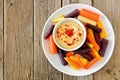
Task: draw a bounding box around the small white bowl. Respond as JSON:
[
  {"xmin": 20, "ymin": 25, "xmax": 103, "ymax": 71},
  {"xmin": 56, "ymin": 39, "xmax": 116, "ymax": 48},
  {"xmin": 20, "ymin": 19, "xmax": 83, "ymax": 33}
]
[{"xmin": 53, "ymin": 18, "xmax": 86, "ymax": 51}]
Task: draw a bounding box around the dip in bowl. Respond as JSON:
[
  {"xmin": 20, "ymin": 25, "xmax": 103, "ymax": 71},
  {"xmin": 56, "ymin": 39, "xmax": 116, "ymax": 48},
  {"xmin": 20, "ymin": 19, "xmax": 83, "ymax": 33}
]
[{"xmin": 53, "ymin": 18, "xmax": 86, "ymax": 51}]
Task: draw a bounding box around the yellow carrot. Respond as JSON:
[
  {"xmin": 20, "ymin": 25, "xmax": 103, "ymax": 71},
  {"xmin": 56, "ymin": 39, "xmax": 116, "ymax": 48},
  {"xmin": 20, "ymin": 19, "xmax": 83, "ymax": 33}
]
[
  {"xmin": 97, "ymin": 21, "xmax": 107, "ymax": 38},
  {"xmin": 52, "ymin": 15, "xmax": 64, "ymax": 24},
  {"xmin": 69, "ymin": 54, "xmax": 84, "ymax": 68},
  {"xmin": 65, "ymin": 57, "xmax": 81, "ymax": 70},
  {"xmin": 80, "ymin": 57, "xmax": 88, "ymax": 66},
  {"xmin": 91, "ymin": 48, "xmax": 102, "ymax": 60},
  {"xmin": 86, "ymin": 42, "xmax": 93, "ymax": 48},
  {"xmin": 69, "ymin": 56, "xmax": 78, "ymax": 62},
  {"xmin": 77, "ymin": 15, "xmax": 97, "ymax": 26},
  {"xmin": 70, "ymin": 56, "xmax": 88, "ymax": 67}
]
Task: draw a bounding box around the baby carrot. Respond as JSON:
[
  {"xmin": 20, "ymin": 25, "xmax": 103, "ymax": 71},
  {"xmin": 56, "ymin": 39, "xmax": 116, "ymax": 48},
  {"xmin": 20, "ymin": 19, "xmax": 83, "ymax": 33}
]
[
  {"xmin": 86, "ymin": 42, "xmax": 93, "ymax": 48},
  {"xmin": 66, "ymin": 51, "xmax": 74, "ymax": 57},
  {"xmin": 80, "ymin": 58, "xmax": 88, "ymax": 66},
  {"xmin": 69, "ymin": 54, "xmax": 84, "ymax": 68},
  {"xmin": 87, "ymin": 34, "xmax": 100, "ymax": 51},
  {"xmin": 99, "ymin": 39, "xmax": 109, "ymax": 57},
  {"xmin": 49, "ymin": 35, "xmax": 58, "ymax": 54},
  {"xmin": 44, "ymin": 25, "xmax": 54, "ymax": 39},
  {"xmin": 69, "ymin": 56, "xmax": 78, "ymax": 62},
  {"xmin": 97, "ymin": 21, "xmax": 107, "ymax": 39},
  {"xmin": 58, "ymin": 48, "xmax": 68, "ymax": 65},
  {"xmin": 89, "ymin": 51, "xmax": 96, "ymax": 58},
  {"xmin": 91, "ymin": 48, "xmax": 102, "ymax": 60},
  {"xmin": 64, "ymin": 57, "xmax": 81, "ymax": 70},
  {"xmin": 85, "ymin": 58, "xmax": 99, "ymax": 69},
  {"xmin": 88, "ymin": 28, "xmax": 95, "ymax": 40},
  {"xmin": 75, "ymin": 54, "xmax": 84, "ymax": 68},
  {"xmin": 80, "ymin": 9, "xmax": 100, "ymax": 21},
  {"xmin": 70, "ymin": 56, "xmax": 88, "ymax": 67},
  {"xmin": 93, "ymin": 31, "xmax": 101, "ymax": 46},
  {"xmin": 52, "ymin": 15, "xmax": 64, "ymax": 24},
  {"xmin": 77, "ymin": 15, "xmax": 97, "ymax": 26}
]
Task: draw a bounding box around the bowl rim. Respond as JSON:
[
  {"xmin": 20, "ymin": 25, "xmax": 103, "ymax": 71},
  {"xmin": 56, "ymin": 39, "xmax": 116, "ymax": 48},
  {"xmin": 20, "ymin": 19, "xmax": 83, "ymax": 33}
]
[
  {"xmin": 41, "ymin": 3, "xmax": 115, "ymax": 76},
  {"xmin": 53, "ymin": 18, "xmax": 86, "ymax": 51}
]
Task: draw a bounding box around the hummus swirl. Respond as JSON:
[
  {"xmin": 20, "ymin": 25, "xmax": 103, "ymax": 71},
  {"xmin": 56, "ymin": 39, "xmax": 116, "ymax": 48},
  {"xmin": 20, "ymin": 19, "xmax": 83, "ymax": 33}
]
[{"xmin": 55, "ymin": 21, "xmax": 84, "ymax": 49}]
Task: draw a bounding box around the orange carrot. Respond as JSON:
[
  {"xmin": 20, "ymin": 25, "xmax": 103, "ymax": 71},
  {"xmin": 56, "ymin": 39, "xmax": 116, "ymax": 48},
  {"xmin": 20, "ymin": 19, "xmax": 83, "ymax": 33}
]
[
  {"xmin": 75, "ymin": 54, "xmax": 84, "ymax": 68},
  {"xmin": 64, "ymin": 57, "xmax": 81, "ymax": 70},
  {"xmin": 85, "ymin": 58, "xmax": 99, "ymax": 69},
  {"xmin": 80, "ymin": 9, "xmax": 100, "ymax": 21},
  {"xmin": 88, "ymin": 28, "xmax": 95, "ymax": 40},
  {"xmin": 89, "ymin": 51, "xmax": 96, "ymax": 58},
  {"xmin": 87, "ymin": 34, "xmax": 100, "ymax": 51},
  {"xmin": 66, "ymin": 51, "xmax": 74, "ymax": 57},
  {"xmin": 49, "ymin": 35, "xmax": 57, "ymax": 54}
]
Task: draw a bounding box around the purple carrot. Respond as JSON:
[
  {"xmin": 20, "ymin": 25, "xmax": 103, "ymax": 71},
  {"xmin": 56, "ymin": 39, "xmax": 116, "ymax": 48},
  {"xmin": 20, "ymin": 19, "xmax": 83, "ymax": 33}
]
[
  {"xmin": 74, "ymin": 47, "xmax": 91, "ymax": 54},
  {"xmin": 81, "ymin": 42, "xmax": 88, "ymax": 48},
  {"xmin": 93, "ymin": 31, "xmax": 101, "ymax": 46},
  {"xmin": 65, "ymin": 9, "xmax": 79, "ymax": 18},
  {"xmin": 44, "ymin": 25, "xmax": 54, "ymax": 39},
  {"xmin": 86, "ymin": 23, "xmax": 102, "ymax": 33},
  {"xmin": 80, "ymin": 53, "xmax": 93, "ymax": 61},
  {"xmin": 99, "ymin": 39, "xmax": 109, "ymax": 57},
  {"xmin": 58, "ymin": 48, "xmax": 68, "ymax": 65}
]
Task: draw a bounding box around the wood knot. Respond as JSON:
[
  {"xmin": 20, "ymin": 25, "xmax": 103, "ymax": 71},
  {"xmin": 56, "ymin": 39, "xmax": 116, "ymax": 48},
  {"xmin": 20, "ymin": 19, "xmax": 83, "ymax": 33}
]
[
  {"xmin": 10, "ymin": 2, "xmax": 13, "ymax": 6},
  {"xmin": 106, "ymin": 68, "xmax": 112, "ymax": 74}
]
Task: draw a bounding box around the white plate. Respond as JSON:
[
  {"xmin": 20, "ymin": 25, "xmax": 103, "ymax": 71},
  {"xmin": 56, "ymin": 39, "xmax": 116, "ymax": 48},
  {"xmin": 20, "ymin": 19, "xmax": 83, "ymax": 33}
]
[{"xmin": 42, "ymin": 4, "xmax": 115, "ymax": 76}]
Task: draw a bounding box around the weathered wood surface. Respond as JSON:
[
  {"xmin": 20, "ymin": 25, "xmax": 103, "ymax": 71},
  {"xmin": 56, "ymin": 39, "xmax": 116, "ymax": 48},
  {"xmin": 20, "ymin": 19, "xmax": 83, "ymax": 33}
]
[
  {"xmin": 93, "ymin": 0, "xmax": 120, "ymax": 80},
  {"xmin": 4, "ymin": 0, "xmax": 34, "ymax": 80},
  {"xmin": 34, "ymin": 0, "xmax": 63, "ymax": 80},
  {"xmin": 0, "ymin": 0, "xmax": 119, "ymax": 80}
]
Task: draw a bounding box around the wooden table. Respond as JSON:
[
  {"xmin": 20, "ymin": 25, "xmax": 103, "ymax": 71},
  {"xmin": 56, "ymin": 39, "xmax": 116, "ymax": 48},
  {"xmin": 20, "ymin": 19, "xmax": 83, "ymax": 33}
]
[{"xmin": 0, "ymin": 0, "xmax": 119, "ymax": 80}]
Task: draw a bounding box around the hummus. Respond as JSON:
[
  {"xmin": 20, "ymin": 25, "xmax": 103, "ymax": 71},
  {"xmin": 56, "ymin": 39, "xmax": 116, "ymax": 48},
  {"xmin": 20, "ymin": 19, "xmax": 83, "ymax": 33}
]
[{"xmin": 55, "ymin": 21, "xmax": 84, "ymax": 50}]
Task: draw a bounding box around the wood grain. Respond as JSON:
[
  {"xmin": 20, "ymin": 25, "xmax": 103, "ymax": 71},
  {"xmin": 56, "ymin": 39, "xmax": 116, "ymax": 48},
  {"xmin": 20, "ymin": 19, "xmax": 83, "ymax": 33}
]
[
  {"xmin": 0, "ymin": 0, "xmax": 3, "ymax": 80},
  {"xmin": 62, "ymin": 0, "xmax": 93, "ymax": 80},
  {"xmin": 34, "ymin": 0, "xmax": 63, "ymax": 80},
  {"xmin": 4, "ymin": 0, "xmax": 34, "ymax": 80},
  {"xmin": 93, "ymin": 0, "xmax": 120, "ymax": 80},
  {"xmin": 0, "ymin": 0, "xmax": 118, "ymax": 80}
]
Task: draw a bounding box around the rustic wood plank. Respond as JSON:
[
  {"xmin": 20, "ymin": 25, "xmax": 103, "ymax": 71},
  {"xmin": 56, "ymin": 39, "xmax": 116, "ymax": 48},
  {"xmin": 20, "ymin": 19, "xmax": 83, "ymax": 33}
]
[
  {"xmin": 62, "ymin": 0, "xmax": 70, "ymax": 6},
  {"xmin": 4, "ymin": 0, "xmax": 34, "ymax": 80},
  {"xmin": 93, "ymin": 0, "xmax": 120, "ymax": 80},
  {"xmin": 62, "ymin": 0, "xmax": 93, "ymax": 80},
  {"xmin": 34, "ymin": 0, "xmax": 63, "ymax": 80},
  {"xmin": 71, "ymin": 0, "xmax": 92, "ymax": 5},
  {"xmin": 79, "ymin": 0, "xmax": 92, "ymax": 5},
  {"xmin": 0, "ymin": 0, "xmax": 3, "ymax": 80}
]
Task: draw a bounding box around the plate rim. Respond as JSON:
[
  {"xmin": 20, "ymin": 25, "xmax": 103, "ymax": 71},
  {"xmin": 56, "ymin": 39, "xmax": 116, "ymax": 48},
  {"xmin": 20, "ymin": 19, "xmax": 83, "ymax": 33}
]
[{"xmin": 41, "ymin": 3, "xmax": 115, "ymax": 76}]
